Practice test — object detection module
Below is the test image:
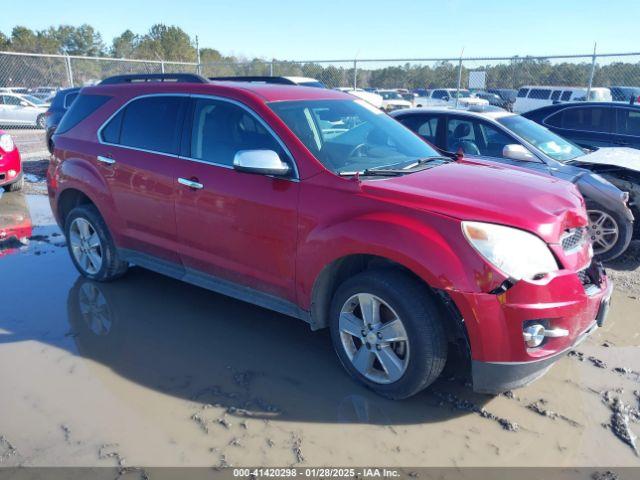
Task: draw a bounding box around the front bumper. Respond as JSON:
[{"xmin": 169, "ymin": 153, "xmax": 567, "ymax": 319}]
[
  {"xmin": 0, "ymin": 148, "xmax": 22, "ymax": 187},
  {"xmin": 448, "ymin": 262, "xmax": 613, "ymax": 393}
]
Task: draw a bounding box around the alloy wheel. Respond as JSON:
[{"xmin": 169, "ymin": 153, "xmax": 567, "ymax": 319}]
[
  {"xmin": 78, "ymin": 282, "xmax": 112, "ymax": 335},
  {"xmin": 69, "ymin": 217, "xmax": 103, "ymax": 275},
  {"xmin": 339, "ymin": 293, "xmax": 410, "ymax": 384},
  {"xmin": 587, "ymin": 209, "xmax": 619, "ymax": 255}
]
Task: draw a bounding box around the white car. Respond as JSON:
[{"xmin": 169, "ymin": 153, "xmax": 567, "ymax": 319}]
[
  {"xmin": 336, "ymin": 88, "xmax": 384, "ymax": 108},
  {"xmin": 513, "ymin": 86, "xmax": 612, "ymax": 113},
  {"xmin": 375, "ymin": 90, "xmax": 412, "ymax": 111},
  {"xmin": 0, "ymin": 94, "xmax": 49, "ymax": 128},
  {"xmin": 414, "ymin": 89, "xmax": 489, "ymax": 108}
]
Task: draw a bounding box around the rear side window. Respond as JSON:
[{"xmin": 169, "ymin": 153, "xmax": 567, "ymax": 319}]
[
  {"xmin": 551, "ymin": 90, "xmax": 561, "ymax": 101},
  {"xmin": 517, "ymin": 88, "xmax": 529, "ymax": 98},
  {"xmin": 398, "ymin": 115, "xmax": 439, "ymax": 144},
  {"xmin": 107, "ymin": 96, "xmax": 187, "ymax": 155},
  {"xmin": 561, "ymin": 91, "xmax": 572, "ymax": 101},
  {"xmin": 57, "ymin": 94, "xmax": 110, "ymax": 134},
  {"xmin": 528, "ymin": 89, "xmax": 551, "ymax": 100},
  {"xmin": 615, "ymin": 109, "xmax": 640, "ymax": 136}
]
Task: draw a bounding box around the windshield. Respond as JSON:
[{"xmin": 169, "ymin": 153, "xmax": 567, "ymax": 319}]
[
  {"xmin": 498, "ymin": 115, "xmax": 585, "ymax": 161},
  {"xmin": 20, "ymin": 94, "xmax": 46, "ymax": 105},
  {"xmin": 269, "ymin": 99, "xmax": 441, "ymax": 174},
  {"xmin": 379, "ymin": 91, "xmax": 402, "ymax": 100}
]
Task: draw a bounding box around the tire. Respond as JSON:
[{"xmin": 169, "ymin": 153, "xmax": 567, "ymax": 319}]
[
  {"xmin": 4, "ymin": 176, "xmax": 23, "ymax": 192},
  {"xmin": 329, "ymin": 268, "xmax": 448, "ymax": 399},
  {"xmin": 36, "ymin": 114, "xmax": 46, "ymax": 129},
  {"xmin": 586, "ymin": 200, "xmax": 633, "ymax": 262},
  {"xmin": 64, "ymin": 204, "xmax": 128, "ymax": 282}
]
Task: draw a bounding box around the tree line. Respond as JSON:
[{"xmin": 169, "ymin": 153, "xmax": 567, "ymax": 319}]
[{"xmin": 1, "ymin": 23, "xmax": 639, "ymax": 89}]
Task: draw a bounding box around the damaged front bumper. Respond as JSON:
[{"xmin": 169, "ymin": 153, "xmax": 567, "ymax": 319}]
[{"xmin": 449, "ymin": 262, "xmax": 613, "ymax": 394}]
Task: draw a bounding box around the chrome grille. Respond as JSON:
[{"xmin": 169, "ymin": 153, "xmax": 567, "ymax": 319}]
[{"xmin": 561, "ymin": 227, "xmax": 586, "ymax": 253}]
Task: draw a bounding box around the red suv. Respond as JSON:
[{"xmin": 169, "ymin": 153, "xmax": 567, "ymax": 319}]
[{"xmin": 47, "ymin": 74, "xmax": 612, "ymax": 399}]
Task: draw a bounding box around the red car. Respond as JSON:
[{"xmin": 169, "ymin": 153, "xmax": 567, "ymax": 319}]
[
  {"xmin": 47, "ymin": 74, "xmax": 612, "ymax": 398},
  {"xmin": 0, "ymin": 131, "xmax": 23, "ymax": 192}
]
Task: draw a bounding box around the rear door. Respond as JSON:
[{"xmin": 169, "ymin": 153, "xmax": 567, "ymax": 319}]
[
  {"xmin": 173, "ymin": 96, "xmax": 300, "ymax": 303},
  {"xmin": 98, "ymin": 94, "xmax": 189, "ymax": 264},
  {"xmin": 612, "ymin": 107, "xmax": 640, "ymax": 149}
]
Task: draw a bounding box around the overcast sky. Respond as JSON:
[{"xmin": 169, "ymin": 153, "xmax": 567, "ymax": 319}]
[{"xmin": 1, "ymin": 0, "xmax": 638, "ymax": 60}]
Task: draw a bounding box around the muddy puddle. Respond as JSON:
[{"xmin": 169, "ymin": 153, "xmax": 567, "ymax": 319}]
[{"xmin": 0, "ymin": 192, "xmax": 639, "ymax": 468}]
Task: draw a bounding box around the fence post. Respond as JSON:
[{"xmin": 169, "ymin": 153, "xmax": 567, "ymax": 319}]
[
  {"xmin": 195, "ymin": 35, "xmax": 201, "ymax": 75},
  {"xmin": 270, "ymin": 60, "xmax": 274, "ymax": 77},
  {"xmin": 353, "ymin": 59, "xmax": 358, "ymax": 89},
  {"xmin": 65, "ymin": 54, "xmax": 74, "ymax": 87},
  {"xmin": 587, "ymin": 42, "xmax": 597, "ymax": 99},
  {"xmin": 161, "ymin": 61, "xmax": 165, "ymax": 74},
  {"xmin": 455, "ymin": 48, "xmax": 464, "ymax": 109}
]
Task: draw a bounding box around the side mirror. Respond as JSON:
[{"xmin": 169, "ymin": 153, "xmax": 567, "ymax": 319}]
[
  {"xmin": 233, "ymin": 150, "xmax": 290, "ymax": 176},
  {"xmin": 502, "ymin": 144, "xmax": 536, "ymax": 162}
]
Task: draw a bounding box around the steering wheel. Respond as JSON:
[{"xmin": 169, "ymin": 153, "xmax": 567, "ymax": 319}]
[{"xmin": 348, "ymin": 143, "xmax": 368, "ymax": 158}]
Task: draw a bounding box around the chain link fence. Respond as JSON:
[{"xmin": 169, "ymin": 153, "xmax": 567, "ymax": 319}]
[{"xmin": 1, "ymin": 49, "xmax": 639, "ymax": 93}]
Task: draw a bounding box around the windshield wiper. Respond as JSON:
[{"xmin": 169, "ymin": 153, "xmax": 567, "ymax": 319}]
[
  {"xmin": 337, "ymin": 169, "xmax": 406, "ymax": 177},
  {"xmin": 403, "ymin": 156, "xmax": 452, "ymax": 169}
]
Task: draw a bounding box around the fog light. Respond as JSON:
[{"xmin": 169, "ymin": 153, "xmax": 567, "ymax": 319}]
[
  {"xmin": 7, "ymin": 170, "xmax": 16, "ymax": 179},
  {"xmin": 523, "ymin": 324, "xmax": 546, "ymax": 348}
]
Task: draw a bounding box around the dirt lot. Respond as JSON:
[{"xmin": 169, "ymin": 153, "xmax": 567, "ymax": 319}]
[{"xmin": 0, "ymin": 186, "xmax": 639, "ymax": 472}]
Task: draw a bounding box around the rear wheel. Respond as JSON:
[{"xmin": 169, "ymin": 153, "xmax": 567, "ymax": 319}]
[
  {"xmin": 64, "ymin": 204, "xmax": 128, "ymax": 282},
  {"xmin": 587, "ymin": 201, "xmax": 633, "ymax": 262},
  {"xmin": 329, "ymin": 269, "xmax": 447, "ymax": 399}
]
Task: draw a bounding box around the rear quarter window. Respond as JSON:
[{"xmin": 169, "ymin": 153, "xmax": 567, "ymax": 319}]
[{"xmin": 56, "ymin": 94, "xmax": 111, "ymax": 134}]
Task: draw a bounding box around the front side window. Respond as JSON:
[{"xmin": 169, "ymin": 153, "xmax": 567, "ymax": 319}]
[
  {"xmin": 560, "ymin": 91, "xmax": 572, "ymax": 101},
  {"xmin": 551, "ymin": 90, "xmax": 561, "ymax": 101},
  {"xmin": 547, "ymin": 107, "xmax": 611, "ymax": 133},
  {"xmin": 111, "ymin": 96, "xmax": 187, "ymax": 154},
  {"xmin": 446, "ymin": 117, "xmax": 513, "ymax": 157},
  {"xmin": 269, "ymin": 99, "xmax": 441, "ymax": 174},
  {"xmin": 189, "ymin": 98, "xmax": 286, "ymax": 167},
  {"xmin": 498, "ymin": 115, "xmax": 584, "ymax": 161}
]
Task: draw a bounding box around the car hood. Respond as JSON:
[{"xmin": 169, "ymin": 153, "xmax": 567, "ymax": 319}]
[
  {"xmin": 574, "ymin": 147, "xmax": 640, "ymax": 172},
  {"xmin": 363, "ymin": 160, "xmax": 587, "ymax": 243}
]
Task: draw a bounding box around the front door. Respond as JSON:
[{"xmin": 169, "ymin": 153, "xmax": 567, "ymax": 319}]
[{"xmin": 174, "ymin": 97, "xmax": 300, "ymax": 302}]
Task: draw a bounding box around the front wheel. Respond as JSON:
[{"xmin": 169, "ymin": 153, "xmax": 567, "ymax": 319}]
[
  {"xmin": 329, "ymin": 269, "xmax": 447, "ymax": 399},
  {"xmin": 587, "ymin": 201, "xmax": 633, "ymax": 262}
]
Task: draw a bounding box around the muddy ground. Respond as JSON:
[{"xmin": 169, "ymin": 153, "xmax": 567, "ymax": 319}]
[{"xmin": 0, "ymin": 181, "xmax": 639, "ymax": 470}]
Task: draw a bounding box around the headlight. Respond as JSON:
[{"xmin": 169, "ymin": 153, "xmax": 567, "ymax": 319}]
[
  {"xmin": 0, "ymin": 133, "xmax": 15, "ymax": 152},
  {"xmin": 462, "ymin": 221, "xmax": 558, "ymax": 280}
]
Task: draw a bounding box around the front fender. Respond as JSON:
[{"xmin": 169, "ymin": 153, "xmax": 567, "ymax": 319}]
[{"xmin": 296, "ymin": 210, "xmax": 503, "ymax": 311}]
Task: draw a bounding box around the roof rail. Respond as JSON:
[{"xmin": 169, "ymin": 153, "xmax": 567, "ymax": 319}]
[
  {"xmin": 209, "ymin": 76, "xmax": 295, "ymax": 85},
  {"xmin": 100, "ymin": 73, "xmax": 209, "ymax": 85}
]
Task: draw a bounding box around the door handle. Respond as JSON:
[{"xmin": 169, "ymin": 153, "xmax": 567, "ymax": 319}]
[
  {"xmin": 178, "ymin": 177, "xmax": 204, "ymax": 190},
  {"xmin": 97, "ymin": 155, "xmax": 116, "ymax": 165}
]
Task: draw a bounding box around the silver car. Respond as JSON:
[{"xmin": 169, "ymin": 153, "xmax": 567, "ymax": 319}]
[{"xmin": 0, "ymin": 93, "xmax": 49, "ymax": 128}]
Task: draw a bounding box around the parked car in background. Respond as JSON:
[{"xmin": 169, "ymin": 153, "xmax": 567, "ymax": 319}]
[
  {"xmin": 0, "ymin": 192, "xmax": 32, "ymax": 258},
  {"xmin": 400, "ymin": 92, "xmax": 417, "ymax": 104},
  {"xmin": 48, "ymin": 73, "xmax": 612, "ymax": 398},
  {"xmin": 523, "ymin": 102, "xmax": 640, "ymax": 150},
  {"xmin": 487, "ymin": 88, "xmax": 517, "ymax": 105},
  {"xmin": 29, "ymin": 86, "xmax": 59, "ymax": 101},
  {"xmin": 335, "ymin": 88, "xmax": 384, "ymax": 109},
  {"xmin": 513, "ymin": 86, "xmax": 612, "ymax": 113},
  {"xmin": 210, "ymin": 75, "xmax": 326, "ymax": 88},
  {"xmin": 474, "ymin": 91, "xmax": 513, "ymax": 111},
  {"xmin": 392, "ymin": 107, "xmax": 635, "ymax": 261},
  {"xmin": 414, "ymin": 89, "xmax": 489, "ymax": 109},
  {"xmin": 0, "ymin": 87, "xmax": 29, "ymax": 95},
  {"xmin": 0, "ymin": 131, "xmax": 22, "ymax": 191},
  {"xmin": 610, "ymin": 86, "xmax": 640, "ymax": 104},
  {"xmin": 0, "ymin": 93, "xmax": 49, "ymax": 128},
  {"xmin": 375, "ymin": 89, "xmax": 412, "ymax": 111},
  {"xmin": 45, "ymin": 87, "xmax": 81, "ymax": 153}
]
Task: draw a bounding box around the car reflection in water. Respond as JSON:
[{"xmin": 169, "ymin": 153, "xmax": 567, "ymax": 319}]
[
  {"xmin": 0, "ymin": 193, "xmax": 32, "ymax": 257},
  {"xmin": 66, "ymin": 269, "xmax": 480, "ymax": 425}
]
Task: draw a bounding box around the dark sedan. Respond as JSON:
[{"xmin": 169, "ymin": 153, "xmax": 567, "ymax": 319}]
[
  {"xmin": 45, "ymin": 87, "xmax": 80, "ymax": 153},
  {"xmin": 523, "ymin": 102, "xmax": 640, "ymax": 151}
]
